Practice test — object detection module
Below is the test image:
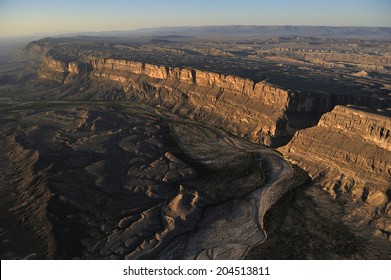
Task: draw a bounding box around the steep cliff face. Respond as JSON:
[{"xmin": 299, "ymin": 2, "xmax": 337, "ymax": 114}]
[
  {"xmin": 39, "ymin": 57, "xmax": 88, "ymax": 83},
  {"xmin": 279, "ymin": 105, "xmax": 391, "ymax": 182},
  {"xmin": 37, "ymin": 53, "xmax": 391, "ymax": 146},
  {"xmin": 279, "ymin": 105, "xmax": 391, "ymax": 240},
  {"xmin": 38, "ymin": 55, "xmax": 297, "ymax": 145}
]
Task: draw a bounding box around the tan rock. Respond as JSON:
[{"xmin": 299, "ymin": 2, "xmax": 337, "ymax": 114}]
[
  {"xmin": 366, "ymin": 192, "xmax": 388, "ymax": 207},
  {"xmin": 38, "ymin": 54, "xmax": 391, "ymax": 148}
]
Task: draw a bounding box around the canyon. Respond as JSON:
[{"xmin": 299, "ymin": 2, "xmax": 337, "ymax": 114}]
[{"xmin": 1, "ymin": 30, "xmax": 391, "ymax": 259}]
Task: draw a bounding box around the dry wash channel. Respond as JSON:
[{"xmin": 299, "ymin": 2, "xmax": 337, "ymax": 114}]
[{"xmin": 0, "ymin": 101, "xmax": 305, "ymax": 259}]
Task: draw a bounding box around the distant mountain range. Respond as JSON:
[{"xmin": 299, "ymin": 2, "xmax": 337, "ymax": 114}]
[{"xmin": 59, "ymin": 25, "xmax": 391, "ymax": 39}]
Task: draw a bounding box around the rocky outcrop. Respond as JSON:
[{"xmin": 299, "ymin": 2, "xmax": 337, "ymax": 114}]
[
  {"xmin": 279, "ymin": 105, "xmax": 391, "ymax": 241},
  {"xmin": 39, "ymin": 57, "xmax": 89, "ymax": 83}
]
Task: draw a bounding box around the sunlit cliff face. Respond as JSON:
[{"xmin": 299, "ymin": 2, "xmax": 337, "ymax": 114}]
[{"xmin": 279, "ymin": 105, "xmax": 391, "ymax": 241}]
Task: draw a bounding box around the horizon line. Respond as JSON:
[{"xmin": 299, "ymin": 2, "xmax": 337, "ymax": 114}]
[{"xmin": 1, "ymin": 24, "xmax": 391, "ymax": 39}]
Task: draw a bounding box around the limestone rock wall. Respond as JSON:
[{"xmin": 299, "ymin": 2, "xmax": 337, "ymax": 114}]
[
  {"xmin": 280, "ymin": 105, "xmax": 391, "ymax": 184},
  {"xmin": 39, "ymin": 56, "xmax": 296, "ymax": 145},
  {"xmin": 38, "ymin": 55, "xmax": 391, "ymax": 146},
  {"xmin": 40, "ymin": 57, "xmax": 88, "ymax": 83}
]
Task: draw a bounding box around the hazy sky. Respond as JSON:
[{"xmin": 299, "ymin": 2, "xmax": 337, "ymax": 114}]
[{"xmin": 0, "ymin": 0, "xmax": 390, "ymax": 37}]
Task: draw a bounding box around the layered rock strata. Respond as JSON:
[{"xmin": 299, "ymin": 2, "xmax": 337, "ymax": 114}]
[
  {"xmin": 279, "ymin": 105, "xmax": 391, "ymax": 240},
  {"xmin": 37, "ymin": 55, "xmax": 391, "ymax": 146}
]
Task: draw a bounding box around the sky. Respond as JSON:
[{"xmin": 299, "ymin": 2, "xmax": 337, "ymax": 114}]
[{"xmin": 0, "ymin": 0, "xmax": 390, "ymax": 37}]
